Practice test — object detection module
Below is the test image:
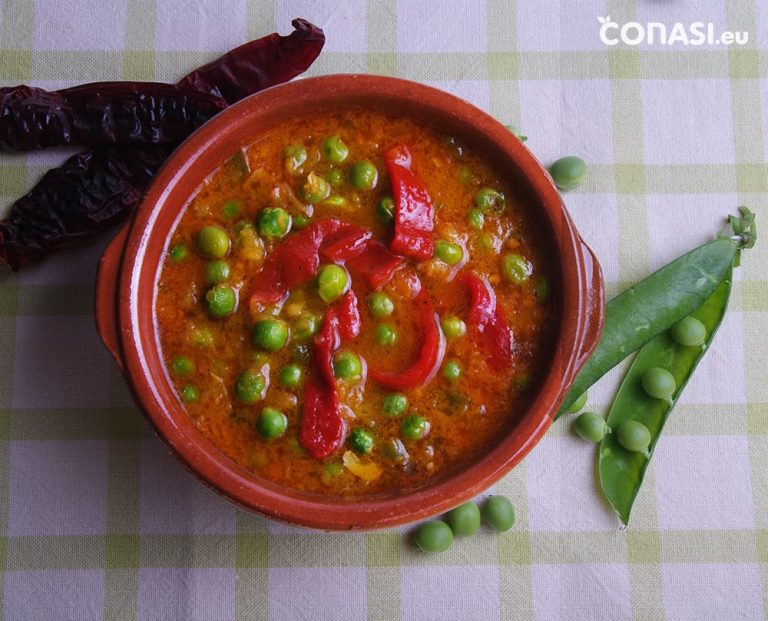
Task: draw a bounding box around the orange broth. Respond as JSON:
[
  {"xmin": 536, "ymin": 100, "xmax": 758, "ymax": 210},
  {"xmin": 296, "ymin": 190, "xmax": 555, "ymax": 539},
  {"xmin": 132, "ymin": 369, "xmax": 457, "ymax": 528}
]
[{"xmin": 155, "ymin": 107, "xmax": 554, "ymax": 496}]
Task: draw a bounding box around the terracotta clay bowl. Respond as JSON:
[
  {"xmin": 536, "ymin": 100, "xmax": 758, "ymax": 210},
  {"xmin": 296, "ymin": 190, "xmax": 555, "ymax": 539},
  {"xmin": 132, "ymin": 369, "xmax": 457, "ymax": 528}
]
[{"xmin": 95, "ymin": 75, "xmax": 604, "ymax": 531}]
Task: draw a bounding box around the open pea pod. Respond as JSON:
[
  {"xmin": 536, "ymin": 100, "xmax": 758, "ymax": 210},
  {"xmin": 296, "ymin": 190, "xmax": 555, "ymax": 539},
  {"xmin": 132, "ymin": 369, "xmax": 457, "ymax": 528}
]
[
  {"xmin": 557, "ymin": 206, "xmax": 756, "ymax": 418},
  {"xmin": 598, "ymin": 269, "xmax": 733, "ymax": 525}
]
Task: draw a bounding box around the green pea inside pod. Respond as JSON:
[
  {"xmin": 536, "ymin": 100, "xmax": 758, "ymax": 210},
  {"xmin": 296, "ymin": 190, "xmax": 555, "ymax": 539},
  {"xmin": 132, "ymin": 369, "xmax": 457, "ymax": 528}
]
[{"xmin": 670, "ymin": 316, "xmax": 707, "ymax": 347}]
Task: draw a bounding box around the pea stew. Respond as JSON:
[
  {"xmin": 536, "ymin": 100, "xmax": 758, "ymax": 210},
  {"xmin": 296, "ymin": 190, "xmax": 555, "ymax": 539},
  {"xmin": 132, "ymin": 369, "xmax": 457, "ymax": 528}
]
[{"xmin": 155, "ymin": 107, "xmax": 554, "ymax": 496}]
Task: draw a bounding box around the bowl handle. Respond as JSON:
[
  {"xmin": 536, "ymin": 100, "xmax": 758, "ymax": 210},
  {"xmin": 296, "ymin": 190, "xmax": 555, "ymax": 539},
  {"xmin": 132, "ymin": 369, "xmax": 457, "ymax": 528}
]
[
  {"xmin": 574, "ymin": 237, "xmax": 605, "ymax": 372},
  {"xmin": 95, "ymin": 225, "xmax": 130, "ymax": 372}
]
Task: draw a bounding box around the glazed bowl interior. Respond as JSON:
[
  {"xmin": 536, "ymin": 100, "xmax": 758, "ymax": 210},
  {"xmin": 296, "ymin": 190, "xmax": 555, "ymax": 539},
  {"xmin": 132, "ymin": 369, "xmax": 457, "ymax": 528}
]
[{"xmin": 119, "ymin": 75, "xmax": 586, "ymax": 530}]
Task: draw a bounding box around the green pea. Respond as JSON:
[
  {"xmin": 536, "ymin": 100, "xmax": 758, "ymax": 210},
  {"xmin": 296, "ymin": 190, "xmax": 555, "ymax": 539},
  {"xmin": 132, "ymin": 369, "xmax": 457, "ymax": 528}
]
[
  {"xmin": 284, "ymin": 144, "xmax": 307, "ymax": 173},
  {"xmin": 189, "ymin": 327, "xmax": 214, "ymax": 348},
  {"xmin": 205, "ymin": 260, "xmax": 230, "ymax": 285},
  {"xmin": 321, "ymin": 134, "xmax": 349, "ymax": 163},
  {"xmin": 440, "ymin": 316, "xmax": 466, "ymax": 339},
  {"xmin": 349, "ymin": 160, "xmax": 378, "ymax": 190},
  {"xmin": 293, "ymin": 215, "xmax": 310, "ymax": 229},
  {"xmin": 171, "ymin": 355, "xmax": 195, "ymax": 376},
  {"xmin": 535, "ymin": 276, "xmax": 551, "ymax": 303},
  {"xmin": 549, "ymin": 156, "xmax": 587, "ymax": 191},
  {"xmin": 457, "ymin": 166, "xmax": 476, "ymax": 185},
  {"xmin": 332, "ymin": 350, "xmax": 362, "ymax": 380},
  {"xmin": 434, "ymin": 240, "xmax": 464, "ymax": 266},
  {"xmin": 368, "ymin": 292, "xmax": 394, "ymax": 318},
  {"xmin": 505, "ymin": 124, "xmax": 528, "ymax": 142},
  {"xmin": 196, "ymin": 225, "xmax": 231, "ymax": 259},
  {"xmin": 279, "ymin": 364, "xmax": 302, "ymax": 389},
  {"xmin": 377, "ymin": 196, "xmax": 395, "ymax": 223},
  {"xmin": 446, "ymin": 501, "xmax": 481, "ymax": 537},
  {"xmin": 442, "ymin": 360, "xmax": 461, "ymax": 382},
  {"xmin": 641, "ymin": 367, "xmax": 676, "ymax": 401},
  {"xmin": 467, "ymin": 208, "xmax": 485, "ymax": 230},
  {"xmin": 348, "ymin": 428, "xmax": 374, "ymax": 454},
  {"xmin": 670, "ymin": 316, "xmax": 707, "ymax": 347},
  {"xmin": 326, "ymin": 169, "xmax": 344, "ymax": 188},
  {"xmin": 475, "ymin": 188, "xmax": 505, "ymax": 212},
  {"xmin": 616, "ymin": 420, "xmax": 651, "ymax": 454},
  {"xmin": 322, "ymin": 462, "xmax": 343, "ymax": 483},
  {"xmin": 169, "ymin": 243, "xmax": 188, "ymax": 262},
  {"xmin": 565, "ymin": 390, "xmax": 588, "ymax": 413},
  {"xmin": 256, "ymin": 407, "xmax": 288, "ymax": 440},
  {"xmin": 320, "ymin": 196, "xmax": 347, "ymax": 210},
  {"xmin": 180, "ymin": 385, "xmax": 199, "ymax": 403},
  {"xmin": 317, "ymin": 264, "xmax": 349, "ymax": 304},
  {"xmin": 401, "ymin": 415, "xmax": 430, "ymax": 441},
  {"xmin": 573, "ymin": 412, "xmax": 608, "ymax": 443},
  {"xmin": 482, "ymin": 495, "xmax": 515, "ymax": 532},
  {"xmin": 302, "ymin": 171, "xmax": 331, "ymax": 204},
  {"xmin": 413, "ymin": 520, "xmax": 453, "ymax": 553},
  {"xmin": 235, "ymin": 369, "xmax": 266, "ymax": 404},
  {"xmin": 501, "ymin": 254, "xmax": 533, "ymax": 284},
  {"xmin": 222, "ymin": 200, "xmax": 241, "ymax": 220},
  {"xmin": 292, "ymin": 312, "xmax": 320, "ymax": 340},
  {"xmin": 205, "ymin": 284, "xmax": 237, "ymax": 318},
  {"xmin": 375, "ymin": 323, "xmax": 397, "ymax": 347},
  {"xmin": 251, "ymin": 319, "xmax": 289, "ymax": 351},
  {"xmin": 382, "ymin": 438, "xmax": 410, "ymax": 464},
  {"xmin": 258, "ymin": 207, "xmax": 291, "ymax": 240},
  {"xmin": 382, "ymin": 393, "xmax": 408, "ymax": 417}
]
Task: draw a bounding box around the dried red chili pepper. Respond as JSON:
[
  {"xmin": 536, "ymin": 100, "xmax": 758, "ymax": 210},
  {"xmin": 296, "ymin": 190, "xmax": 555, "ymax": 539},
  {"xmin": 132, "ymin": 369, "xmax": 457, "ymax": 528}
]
[
  {"xmin": 0, "ymin": 145, "xmax": 173, "ymax": 270},
  {"xmin": 299, "ymin": 290, "xmax": 359, "ymax": 459},
  {"xmin": 0, "ymin": 83, "xmax": 226, "ymax": 151},
  {"xmin": 384, "ymin": 144, "xmax": 435, "ymax": 262},
  {"xmin": 0, "ymin": 19, "xmax": 325, "ymax": 271},
  {"xmin": 369, "ymin": 291, "xmax": 446, "ymax": 390},
  {"xmin": 464, "ymin": 272, "xmax": 513, "ymax": 370},
  {"xmin": 177, "ymin": 18, "xmax": 325, "ymax": 104}
]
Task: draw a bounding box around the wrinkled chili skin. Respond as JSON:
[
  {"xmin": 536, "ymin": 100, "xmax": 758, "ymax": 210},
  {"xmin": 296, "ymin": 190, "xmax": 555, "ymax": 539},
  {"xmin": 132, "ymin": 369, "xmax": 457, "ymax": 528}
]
[
  {"xmin": 177, "ymin": 18, "xmax": 325, "ymax": 104},
  {"xmin": 0, "ymin": 19, "xmax": 325, "ymax": 271},
  {"xmin": 0, "ymin": 83, "xmax": 226, "ymax": 151},
  {"xmin": 0, "ymin": 145, "xmax": 173, "ymax": 270}
]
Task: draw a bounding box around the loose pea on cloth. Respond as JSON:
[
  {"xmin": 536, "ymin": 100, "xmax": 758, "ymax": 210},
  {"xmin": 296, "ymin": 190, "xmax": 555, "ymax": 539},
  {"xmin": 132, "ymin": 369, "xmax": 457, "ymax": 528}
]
[{"xmin": 0, "ymin": 1, "xmax": 767, "ymax": 620}]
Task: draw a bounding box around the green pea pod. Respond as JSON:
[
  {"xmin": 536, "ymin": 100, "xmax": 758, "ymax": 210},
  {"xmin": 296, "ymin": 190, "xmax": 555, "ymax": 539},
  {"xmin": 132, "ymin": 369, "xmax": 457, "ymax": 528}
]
[
  {"xmin": 557, "ymin": 207, "xmax": 755, "ymax": 418},
  {"xmin": 598, "ymin": 269, "xmax": 732, "ymax": 525}
]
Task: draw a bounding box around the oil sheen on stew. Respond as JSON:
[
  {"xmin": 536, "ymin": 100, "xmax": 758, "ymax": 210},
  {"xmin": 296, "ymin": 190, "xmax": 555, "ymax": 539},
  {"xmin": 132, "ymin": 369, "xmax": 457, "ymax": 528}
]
[{"xmin": 155, "ymin": 108, "xmax": 554, "ymax": 496}]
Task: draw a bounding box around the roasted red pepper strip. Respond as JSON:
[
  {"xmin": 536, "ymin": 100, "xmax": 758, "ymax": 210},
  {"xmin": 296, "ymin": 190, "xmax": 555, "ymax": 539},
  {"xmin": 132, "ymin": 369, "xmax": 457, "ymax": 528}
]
[
  {"xmin": 300, "ymin": 312, "xmax": 344, "ymax": 459},
  {"xmin": 250, "ymin": 218, "xmax": 343, "ymax": 305},
  {"xmin": 0, "ymin": 83, "xmax": 226, "ymax": 151},
  {"xmin": 299, "ymin": 290, "xmax": 359, "ymax": 459},
  {"xmin": 345, "ymin": 241, "xmax": 405, "ymax": 290},
  {"xmin": 335, "ymin": 289, "xmax": 361, "ymax": 341},
  {"xmin": 320, "ymin": 224, "xmax": 372, "ymax": 262},
  {"xmin": 177, "ymin": 18, "xmax": 325, "ymax": 104},
  {"xmin": 464, "ymin": 273, "xmax": 513, "ymax": 371},
  {"xmin": 369, "ymin": 291, "xmax": 446, "ymax": 390},
  {"xmin": 384, "ymin": 144, "xmax": 435, "ymax": 261},
  {"xmin": 251, "ymin": 219, "xmax": 404, "ymax": 306}
]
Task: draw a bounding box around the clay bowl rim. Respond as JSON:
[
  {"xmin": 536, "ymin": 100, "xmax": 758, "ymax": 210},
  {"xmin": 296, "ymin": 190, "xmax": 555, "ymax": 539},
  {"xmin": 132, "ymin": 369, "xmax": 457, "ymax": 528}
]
[{"xmin": 111, "ymin": 74, "xmax": 599, "ymax": 531}]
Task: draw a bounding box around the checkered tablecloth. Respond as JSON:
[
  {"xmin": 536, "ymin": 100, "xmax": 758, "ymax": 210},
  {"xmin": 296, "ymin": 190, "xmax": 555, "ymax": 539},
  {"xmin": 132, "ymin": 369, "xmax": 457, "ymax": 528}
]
[{"xmin": 0, "ymin": 1, "xmax": 766, "ymax": 619}]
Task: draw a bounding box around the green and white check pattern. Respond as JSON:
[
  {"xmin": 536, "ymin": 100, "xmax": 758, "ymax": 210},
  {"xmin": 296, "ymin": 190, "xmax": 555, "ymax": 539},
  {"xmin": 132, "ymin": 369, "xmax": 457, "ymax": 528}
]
[{"xmin": 0, "ymin": 0, "xmax": 766, "ymax": 619}]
